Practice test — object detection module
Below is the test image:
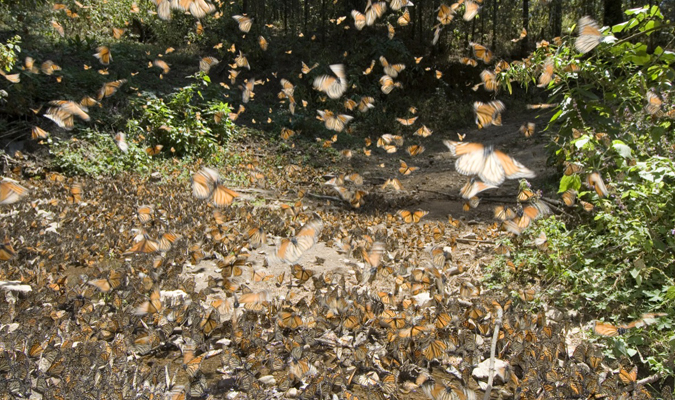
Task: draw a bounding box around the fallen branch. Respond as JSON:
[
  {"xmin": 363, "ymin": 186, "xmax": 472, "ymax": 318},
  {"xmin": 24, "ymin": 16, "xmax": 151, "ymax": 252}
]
[
  {"xmin": 637, "ymin": 372, "xmax": 663, "ymax": 386},
  {"xmin": 455, "ymin": 238, "xmax": 496, "ymax": 245},
  {"xmin": 483, "ymin": 306, "xmax": 503, "ymax": 400}
]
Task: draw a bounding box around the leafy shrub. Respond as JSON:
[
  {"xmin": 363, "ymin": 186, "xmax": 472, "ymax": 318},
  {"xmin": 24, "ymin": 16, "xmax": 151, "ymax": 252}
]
[
  {"xmin": 126, "ymin": 73, "xmax": 235, "ymax": 157},
  {"xmin": 50, "ymin": 127, "xmax": 152, "ymax": 175},
  {"xmin": 492, "ymin": 5, "xmax": 675, "ymax": 377}
]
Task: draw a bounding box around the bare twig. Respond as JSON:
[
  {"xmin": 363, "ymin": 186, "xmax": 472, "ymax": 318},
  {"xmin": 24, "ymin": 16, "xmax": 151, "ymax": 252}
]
[
  {"xmin": 483, "ymin": 307, "xmax": 503, "ymax": 400},
  {"xmin": 455, "ymin": 238, "xmax": 496, "ymax": 245},
  {"xmin": 637, "ymin": 372, "xmax": 663, "ymax": 386}
]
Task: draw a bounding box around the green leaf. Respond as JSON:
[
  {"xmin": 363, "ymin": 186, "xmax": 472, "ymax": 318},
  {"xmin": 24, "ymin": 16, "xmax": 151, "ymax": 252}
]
[
  {"xmin": 573, "ymin": 135, "xmax": 591, "ymax": 149},
  {"xmin": 559, "ymin": 174, "xmax": 581, "ymax": 193},
  {"xmin": 612, "ymin": 141, "xmax": 632, "ymax": 158},
  {"xmin": 612, "ymin": 21, "xmax": 630, "ymax": 33}
]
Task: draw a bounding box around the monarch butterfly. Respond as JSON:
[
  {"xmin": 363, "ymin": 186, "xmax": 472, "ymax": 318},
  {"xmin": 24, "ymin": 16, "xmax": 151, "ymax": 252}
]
[
  {"xmin": 423, "ymin": 339, "xmax": 447, "ymax": 360},
  {"xmin": 586, "ymin": 171, "xmax": 608, "ymax": 197},
  {"xmin": 407, "ymin": 145, "xmax": 425, "ymax": 156},
  {"xmin": 69, "ymin": 182, "xmax": 83, "ymax": 203},
  {"xmin": 187, "ymin": 0, "xmax": 213, "ymax": 17},
  {"xmin": 398, "ymin": 8, "xmax": 411, "ymax": 26},
  {"xmin": 357, "ymin": 60, "xmax": 375, "ymax": 77},
  {"xmin": 228, "ymin": 104, "xmax": 245, "ymax": 121},
  {"xmin": 211, "ymin": 183, "xmax": 240, "ymax": 208},
  {"xmin": 520, "ymin": 122, "xmax": 536, "ymax": 137},
  {"xmin": 45, "ymin": 100, "xmax": 89, "ymax": 129},
  {"xmin": 594, "ymin": 313, "xmax": 667, "ymax": 337},
  {"xmin": 387, "ymin": 22, "xmax": 395, "ymax": 39},
  {"xmin": 563, "ymin": 161, "xmax": 583, "ymax": 175},
  {"xmin": 537, "ymin": 58, "xmax": 555, "ymax": 87},
  {"xmin": 199, "ymin": 56, "xmax": 219, "ymax": 73},
  {"xmin": 398, "ymin": 160, "xmax": 418, "ymax": 175},
  {"xmin": 397, "ymin": 209, "xmax": 428, "ymax": 223},
  {"xmin": 470, "ymin": 42, "xmax": 492, "ymax": 63},
  {"xmin": 239, "ymin": 290, "xmax": 270, "ymax": 305},
  {"xmin": 527, "ymin": 103, "xmax": 558, "ymax": 110},
  {"xmin": 313, "ymin": 64, "xmax": 347, "ymax": 99},
  {"xmin": 479, "ymin": 70, "xmax": 497, "ymax": 92},
  {"xmin": 112, "ymin": 132, "xmax": 128, "ymax": 153},
  {"xmin": 396, "ymin": 116, "xmax": 417, "ymax": 126},
  {"xmin": 88, "ymin": 270, "xmax": 124, "ymax": 292},
  {"xmin": 80, "ymin": 96, "xmax": 99, "ymax": 108},
  {"xmin": 459, "ymin": 280, "xmax": 480, "ymax": 297},
  {"xmin": 40, "ymin": 60, "xmax": 61, "ymax": 75},
  {"xmin": 51, "ymin": 19, "xmax": 65, "ymax": 36},
  {"xmin": 463, "ymin": 196, "xmax": 480, "ymax": 211},
  {"xmin": 463, "ymin": 0, "xmax": 481, "ymax": 20},
  {"xmin": 276, "ymin": 215, "xmax": 323, "ymax": 263},
  {"xmin": 192, "ymin": 167, "xmax": 216, "ymax": 198},
  {"xmin": 232, "ymin": 15, "xmax": 253, "ymax": 33},
  {"xmin": 460, "ymin": 178, "xmax": 497, "ymax": 199},
  {"xmin": 278, "ymin": 310, "xmax": 303, "ymax": 329},
  {"xmin": 444, "ymin": 140, "xmax": 536, "ymax": 186},
  {"xmin": 301, "ymin": 61, "xmax": 319, "ymax": 74},
  {"xmin": 379, "ymin": 56, "xmax": 405, "ymax": 78},
  {"xmin": 645, "ymin": 92, "xmax": 662, "ymax": 115},
  {"xmin": 580, "ymin": 200, "xmax": 594, "ymax": 212},
  {"xmin": 365, "ymin": 1, "xmax": 387, "ymax": 26},
  {"xmin": 460, "ymin": 57, "xmax": 477, "ymax": 67},
  {"xmin": 29, "ymin": 126, "xmax": 49, "ymax": 141},
  {"xmin": 415, "ymin": 125, "xmax": 433, "ymax": 137},
  {"xmin": 97, "ymin": 79, "xmax": 127, "ymax": 100},
  {"xmin": 619, "ymin": 366, "xmax": 637, "ymax": 385},
  {"xmin": 152, "ymin": 59, "xmax": 170, "ymax": 74},
  {"xmin": 157, "ymin": 232, "xmax": 180, "ymax": 252},
  {"xmin": 317, "ymin": 110, "xmax": 353, "ymax": 132},
  {"xmin": 473, "ymin": 100, "xmax": 504, "ymax": 128},
  {"xmin": 145, "ymin": 144, "xmax": 163, "ymax": 156},
  {"xmin": 234, "ymin": 51, "xmax": 250, "ymax": 71},
  {"xmin": 437, "ymin": 4, "xmax": 454, "ymax": 25},
  {"xmin": 241, "ymin": 79, "xmax": 255, "ymax": 103},
  {"xmin": 350, "ymin": 9, "xmax": 367, "ymax": 30},
  {"xmin": 137, "ymin": 205, "xmax": 154, "ymax": 224},
  {"xmin": 94, "ymin": 46, "xmax": 112, "ymax": 65},
  {"xmin": 561, "ymin": 189, "xmax": 577, "ymax": 206},
  {"xmin": 246, "ymin": 227, "xmax": 266, "ymax": 248},
  {"xmin": 511, "ymin": 28, "xmax": 527, "ymax": 42},
  {"xmin": 0, "ymin": 236, "xmax": 16, "ymax": 261},
  {"xmin": 518, "ymin": 287, "xmax": 536, "ymax": 302},
  {"xmin": 494, "ymin": 60, "xmax": 510, "ymax": 73},
  {"xmin": 133, "ymin": 290, "xmax": 162, "ymax": 315},
  {"xmin": 112, "ymin": 27, "xmax": 125, "ymax": 39},
  {"xmin": 575, "ymin": 16, "xmax": 607, "ymax": 54},
  {"xmin": 292, "ymin": 264, "xmax": 314, "ymax": 284},
  {"xmin": 125, "ymin": 233, "xmax": 160, "ymax": 254},
  {"xmin": 518, "ymin": 188, "xmax": 535, "ymax": 202},
  {"xmin": 363, "ymin": 241, "xmax": 385, "ymax": 268},
  {"xmin": 381, "ymin": 178, "xmax": 404, "ymax": 191},
  {"xmin": 534, "ymin": 231, "xmax": 548, "ymax": 248},
  {"xmin": 379, "ymin": 75, "xmax": 402, "ymax": 94}
]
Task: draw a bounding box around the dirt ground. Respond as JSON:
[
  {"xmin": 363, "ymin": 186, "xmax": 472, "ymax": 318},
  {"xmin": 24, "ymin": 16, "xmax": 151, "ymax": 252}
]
[{"xmin": 0, "ymin": 114, "xmax": 636, "ymax": 400}]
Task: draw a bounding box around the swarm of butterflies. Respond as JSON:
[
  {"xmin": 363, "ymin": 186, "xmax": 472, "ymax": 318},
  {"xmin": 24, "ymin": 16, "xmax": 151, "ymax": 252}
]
[{"xmin": 0, "ymin": 0, "xmax": 671, "ymax": 398}]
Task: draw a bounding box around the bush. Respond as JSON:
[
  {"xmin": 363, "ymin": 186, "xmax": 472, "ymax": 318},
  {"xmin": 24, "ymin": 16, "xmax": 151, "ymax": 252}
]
[
  {"xmin": 492, "ymin": 5, "xmax": 675, "ymax": 377},
  {"xmin": 126, "ymin": 73, "xmax": 235, "ymax": 158}
]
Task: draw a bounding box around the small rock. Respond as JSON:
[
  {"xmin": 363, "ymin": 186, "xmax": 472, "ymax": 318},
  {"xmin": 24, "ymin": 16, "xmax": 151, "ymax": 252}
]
[
  {"xmin": 286, "ymin": 388, "xmax": 299, "ymax": 398},
  {"xmin": 472, "ymin": 358, "xmax": 510, "ymax": 383}
]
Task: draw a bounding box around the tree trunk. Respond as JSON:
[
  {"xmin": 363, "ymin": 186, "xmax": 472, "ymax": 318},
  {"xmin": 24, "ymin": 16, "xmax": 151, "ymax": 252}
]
[
  {"xmin": 520, "ymin": 0, "xmax": 528, "ymax": 57},
  {"xmin": 320, "ymin": 0, "xmax": 326, "ymax": 44},
  {"xmin": 603, "ymin": 0, "xmax": 623, "ymax": 26},
  {"xmin": 492, "ymin": 0, "xmax": 498, "ymax": 50},
  {"xmin": 552, "ymin": 0, "xmax": 562, "ymax": 37},
  {"xmin": 304, "ymin": 0, "xmax": 308, "ymax": 33}
]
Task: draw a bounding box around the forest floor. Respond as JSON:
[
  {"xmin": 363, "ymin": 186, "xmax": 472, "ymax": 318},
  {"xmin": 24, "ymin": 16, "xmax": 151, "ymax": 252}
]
[{"xmin": 0, "ymin": 112, "xmax": 617, "ymax": 399}]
